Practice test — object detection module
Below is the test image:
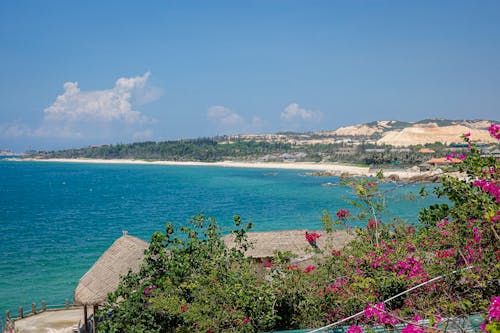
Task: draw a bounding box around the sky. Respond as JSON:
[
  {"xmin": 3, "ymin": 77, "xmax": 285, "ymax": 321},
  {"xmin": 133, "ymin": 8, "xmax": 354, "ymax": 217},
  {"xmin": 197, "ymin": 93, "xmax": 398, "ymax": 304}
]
[{"xmin": 0, "ymin": 0, "xmax": 499, "ymax": 151}]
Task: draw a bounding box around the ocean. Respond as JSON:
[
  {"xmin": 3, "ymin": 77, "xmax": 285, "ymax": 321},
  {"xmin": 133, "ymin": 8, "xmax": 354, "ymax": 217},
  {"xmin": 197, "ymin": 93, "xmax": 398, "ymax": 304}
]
[{"xmin": 0, "ymin": 160, "xmax": 441, "ymax": 320}]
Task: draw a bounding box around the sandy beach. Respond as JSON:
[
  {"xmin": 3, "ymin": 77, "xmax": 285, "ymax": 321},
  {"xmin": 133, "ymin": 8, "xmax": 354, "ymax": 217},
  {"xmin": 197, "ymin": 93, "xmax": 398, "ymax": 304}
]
[{"xmin": 13, "ymin": 158, "xmax": 444, "ymax": 181}]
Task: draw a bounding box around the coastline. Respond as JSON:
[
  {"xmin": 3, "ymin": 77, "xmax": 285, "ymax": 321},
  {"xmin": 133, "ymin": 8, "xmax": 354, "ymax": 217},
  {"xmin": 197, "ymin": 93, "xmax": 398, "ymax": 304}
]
[{"xmin": 12, "ymin": 157, "xmax": 443, "ymax": 181}]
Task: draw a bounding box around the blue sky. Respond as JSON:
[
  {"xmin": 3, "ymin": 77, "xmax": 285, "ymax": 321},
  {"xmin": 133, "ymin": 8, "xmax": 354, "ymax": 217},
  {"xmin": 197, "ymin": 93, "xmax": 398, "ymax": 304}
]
[{"xmin": 0, "ymin": 0, "xmax": 499, "ymax": 151}]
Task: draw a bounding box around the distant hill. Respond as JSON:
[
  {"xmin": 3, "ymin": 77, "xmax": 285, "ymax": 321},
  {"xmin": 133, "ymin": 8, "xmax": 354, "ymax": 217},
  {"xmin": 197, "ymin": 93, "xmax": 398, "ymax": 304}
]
[
  {"xmin": 323, "ymin": 119, "xmax": 496, "ymax": 146},
  {"xmin": 235, "ymin": 119, "xmax": 497, "ymax": 146}
]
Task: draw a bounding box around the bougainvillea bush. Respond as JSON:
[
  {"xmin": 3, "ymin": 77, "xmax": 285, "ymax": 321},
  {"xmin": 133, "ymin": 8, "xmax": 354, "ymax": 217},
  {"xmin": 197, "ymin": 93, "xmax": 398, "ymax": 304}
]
[{"xmin": 98, "ymin": 126, "xmax": 500, "ymax": 332}]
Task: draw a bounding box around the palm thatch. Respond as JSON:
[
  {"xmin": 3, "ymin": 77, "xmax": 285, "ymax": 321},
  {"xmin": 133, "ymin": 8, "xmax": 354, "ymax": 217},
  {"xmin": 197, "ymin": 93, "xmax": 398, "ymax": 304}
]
[
  {"xmin": 74, "ymin": 233, "xmax": 149, "ymax": 305},
  {"xmin": 222, "ymin": 229, "xmax": 353, "ymax": 262}
]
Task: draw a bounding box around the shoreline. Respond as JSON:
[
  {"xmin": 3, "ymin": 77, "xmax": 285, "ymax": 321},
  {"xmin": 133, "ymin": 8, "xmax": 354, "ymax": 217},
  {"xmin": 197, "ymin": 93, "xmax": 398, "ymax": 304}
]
[{"xmin": 10, "ymin": 157, "xmax": 444, "ymax": 181}]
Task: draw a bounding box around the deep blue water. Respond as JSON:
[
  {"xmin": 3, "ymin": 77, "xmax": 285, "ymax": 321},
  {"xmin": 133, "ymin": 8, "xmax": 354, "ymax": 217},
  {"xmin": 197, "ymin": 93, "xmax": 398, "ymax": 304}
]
[{"xmin": 0, "ymin": 160, "xmax": 440, "ymax": 319}]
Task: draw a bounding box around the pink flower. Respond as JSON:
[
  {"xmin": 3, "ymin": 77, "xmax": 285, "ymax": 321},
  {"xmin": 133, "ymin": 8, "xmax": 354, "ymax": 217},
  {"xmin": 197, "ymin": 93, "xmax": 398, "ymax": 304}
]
[
  {"xmin": 144, "ymin": 285, "xmax": 157, "ymax": 295},
  {"xmin": 436, "ymin": 248, "xmax": 456, "ymax": 259},
  {"xmin": 304, "ymin": 265, "xmax": 317, "ymax": 273},
  {"xmin": 331, "ymin": 249, "xmax": 341, "ymax": 256},
  {"xmin": 242, "ymin": 317, "xmax": 250, "ymax": 325},
  {"xmin": 473, "ymin": 179, "xmax": 500, "ymax": 203},
  {"xmin": 180, "ymin": 305, "xmax": 189, "ymax": 312},
  {"xmin": 264, "ymin": 261, "xmax": 274, "ymax": 268},
  {"xmin": 396, "ymin": 257, "xmax": 427, "ymax": 280},
  {"xmin": 305, "ymin": 232, "xmax": 321, "ymax": 243},
  {"xmin": 464, "ymin": 132, "xmax": 471, "ymax": 138},
  {"xmin": 367, "ymin": 220, "xmax": 378, "ymax": 230},
  {"xmin": 489, "ymin": 296, "xmax": 500, "ymax": 322},
  {"xmin": 488, "ymin": 123, "xmax": 500, "ymax": 140},
  {"xmin": 459, "ymin": 154, "xmax": 467, "ymax": 160},
  {"xmin": 472, "ymin": 227, "xmax": 482, "ymax": 243},
  {"xmin": 346, "ymin": 325, "xmax": 364, "ymax": 333},
  {"xmin": 336, "ymin": 209, "xmax": 350, "ymax": 219},
  {"xmin": 364, "ymin": 303, "xmax": 397, "ymax": 325}
]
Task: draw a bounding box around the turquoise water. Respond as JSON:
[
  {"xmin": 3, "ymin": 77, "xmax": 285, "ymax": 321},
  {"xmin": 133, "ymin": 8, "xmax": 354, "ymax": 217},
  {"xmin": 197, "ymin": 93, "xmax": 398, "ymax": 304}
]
[{"xmin": 0, "ymin": 160, "xmax": 440, "ymax": 319}]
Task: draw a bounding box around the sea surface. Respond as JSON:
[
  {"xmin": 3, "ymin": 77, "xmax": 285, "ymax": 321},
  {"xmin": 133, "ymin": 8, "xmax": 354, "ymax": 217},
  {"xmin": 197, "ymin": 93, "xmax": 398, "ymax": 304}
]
[{"xmin": 0, "ymin": 160, "xmax": 442, "ymax": 320}]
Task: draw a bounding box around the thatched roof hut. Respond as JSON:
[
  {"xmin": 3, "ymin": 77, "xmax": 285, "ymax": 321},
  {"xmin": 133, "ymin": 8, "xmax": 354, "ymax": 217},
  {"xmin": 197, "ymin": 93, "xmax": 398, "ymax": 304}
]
[
  {"xmin": 425, "ymin": 157, "xmax": 462, "ymax": 166},
  {"xmin": 222, "ymin": 229, "xmax": 353, "ymax": 264},
  {"xmin": 74, "ymin": 229, "xmax": 352, "ymax": 304},
  {"xmin": 74, "ymin": 232, "xmax": 149, "ymax": 305}
]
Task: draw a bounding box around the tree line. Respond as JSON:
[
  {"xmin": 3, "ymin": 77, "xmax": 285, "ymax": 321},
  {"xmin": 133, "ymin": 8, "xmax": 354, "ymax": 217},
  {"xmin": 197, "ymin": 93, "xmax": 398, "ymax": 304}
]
[{"xmin": 32, "ymin": 137, "xmax": 469, "ymax": 167}]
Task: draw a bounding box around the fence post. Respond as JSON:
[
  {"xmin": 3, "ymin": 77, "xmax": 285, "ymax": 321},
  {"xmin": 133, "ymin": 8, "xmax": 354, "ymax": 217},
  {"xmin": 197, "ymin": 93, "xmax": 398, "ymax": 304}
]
[
  {"xmin": 18, "ymin": 306, "xmax": 23, "ymax": 318},
  {"xmin": 42, "ymin": 300, "xmax": 46, "ymax": 311},
  {"xmin": 32, "ymin": 303, "xmax": 36, "ymax": 315},
  {"xmin": 65, "ymin": 299, "xmax": 70, "ymax": 309}
]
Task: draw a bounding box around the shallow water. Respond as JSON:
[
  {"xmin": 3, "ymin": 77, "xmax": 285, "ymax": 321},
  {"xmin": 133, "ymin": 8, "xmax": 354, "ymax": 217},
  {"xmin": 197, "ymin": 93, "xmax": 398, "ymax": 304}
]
[{"xmin": 0, "ymin": 160, "xmax": 441, "ymax": 320}]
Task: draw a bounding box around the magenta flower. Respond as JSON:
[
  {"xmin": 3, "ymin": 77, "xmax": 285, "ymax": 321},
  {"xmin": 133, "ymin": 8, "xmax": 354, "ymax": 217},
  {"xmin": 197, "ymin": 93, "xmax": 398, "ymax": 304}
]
[
  {"xmin": 473, "ymin": 179, "xmax": 500, "ymax": 203},
  {"xmin": 364, "ymin": 303, "xmax": 398, "ymax": 325},
  {"xmin": 336, "ymin": 209, "xmax": 350, "ymax": 219},
  {"xmin": 144, "ymin": 285, "xmax": 157, "ymax": 295},
  {"xmin": 346, "ymin": 325, "xmax": 364, "ymax": 333},
  {"xmin": 305, "ymin": 232, "xmax": 321, "ymax": 242},
  {"xmin": 488, "ymin": 123, "xmax": 500, "ymax": 140},
  {"xmin": 489, "ymin": 296, "xmax": 500, "ymax": 322},
  {"xmin": 304, "ymin": 265, "xmax": 317, "ymax": 273},
  {"xmin": 264, "ymin": 261, "xmax": 274, "ymax": 268},
  {"xmin": 305, "ymin": 231, "xmax": 321, "ymax": 244},
  {"xmin": 367, "ymin": 219, "xmax": 378, "ymax": 230},
  {"xmin": 464, "ymin": 132, "xmax": 471, "ymax": 138}
]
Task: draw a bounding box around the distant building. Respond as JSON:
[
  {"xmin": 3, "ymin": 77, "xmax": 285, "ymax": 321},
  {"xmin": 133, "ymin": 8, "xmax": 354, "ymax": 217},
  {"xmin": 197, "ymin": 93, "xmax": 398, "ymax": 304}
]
[{"xmin": 425, "ymin": 157, "xmax": 462, "ymax": 167}]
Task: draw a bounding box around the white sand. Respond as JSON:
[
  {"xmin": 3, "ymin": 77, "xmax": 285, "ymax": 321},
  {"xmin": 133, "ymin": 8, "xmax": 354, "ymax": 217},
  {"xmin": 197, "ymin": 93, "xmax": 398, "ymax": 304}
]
[
  {"xmin": 15, "ymin": 158, "xmax": 371, "ymax": 173},
  {"xmin": 13, "ymin": 157, "xmax": 444, "ymax": 181}
]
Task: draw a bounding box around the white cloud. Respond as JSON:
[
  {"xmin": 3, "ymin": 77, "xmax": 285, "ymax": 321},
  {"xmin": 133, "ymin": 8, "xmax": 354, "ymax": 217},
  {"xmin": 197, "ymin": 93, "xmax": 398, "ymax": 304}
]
[
  {"xmin": 207, "ymin": 105, "xmax": 266, "ymax": 134},
  {"xmin": 43, "ymin": 72, "xmax": 154, "ymax": 124},
  {"xmin": 1, "ymin": 73, "xmax": 159, "ymax": 144},
  {"xmin": 281, "ymin": 103, "xmax": 322, "ymax": 122}
]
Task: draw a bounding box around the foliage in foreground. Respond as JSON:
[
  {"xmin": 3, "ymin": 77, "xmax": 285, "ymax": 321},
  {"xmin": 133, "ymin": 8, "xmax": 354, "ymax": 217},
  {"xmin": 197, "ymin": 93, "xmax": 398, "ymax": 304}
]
[{"xmin": 98, "ymin": 125, "xmax": 500, "ymax": 332}]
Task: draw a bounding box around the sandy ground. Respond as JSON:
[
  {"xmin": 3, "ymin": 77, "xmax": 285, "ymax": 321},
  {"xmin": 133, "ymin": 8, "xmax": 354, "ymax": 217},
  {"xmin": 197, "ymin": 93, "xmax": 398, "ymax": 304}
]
[
  {"xmin": 9, "ymin": 308, "xmax": 84, "ymax": 333},
  {"xmin": 13, "ymin": 158, "xmax": 442, "ymax": 181}
]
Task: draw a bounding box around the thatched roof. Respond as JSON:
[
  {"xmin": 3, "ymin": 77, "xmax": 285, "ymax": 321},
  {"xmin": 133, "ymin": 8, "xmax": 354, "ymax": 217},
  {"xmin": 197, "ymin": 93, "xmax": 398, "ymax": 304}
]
[
  {"xmin": 74, "ymin": 233, "xmax": 149, "ymax": 305},
  {"xmin": 222, "ymin": 229, "xmax": 353, "ymax": 261}
]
